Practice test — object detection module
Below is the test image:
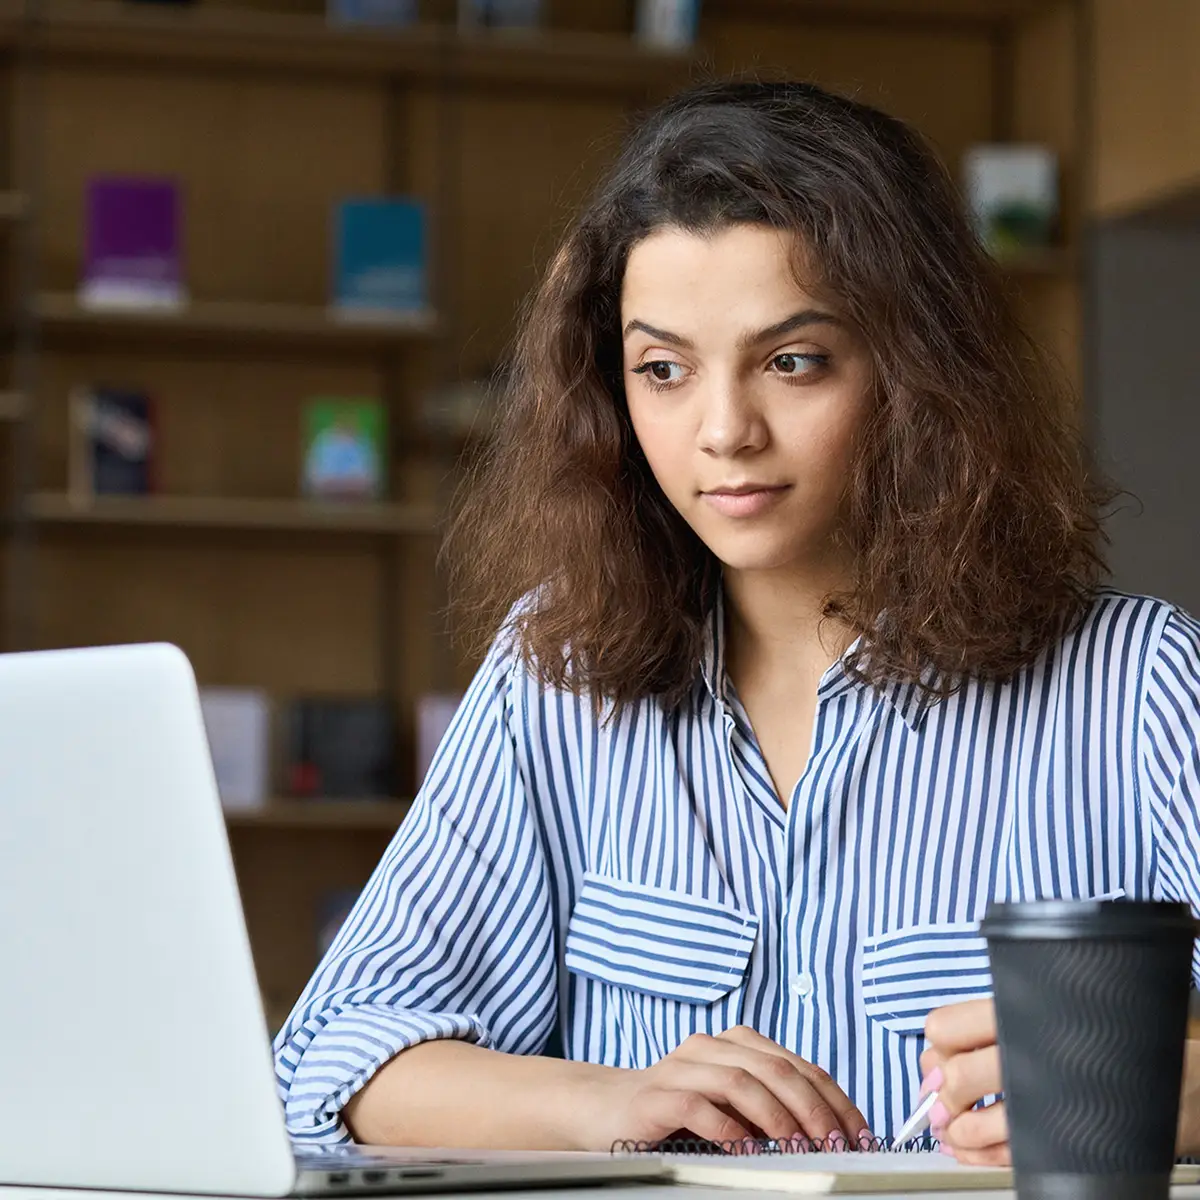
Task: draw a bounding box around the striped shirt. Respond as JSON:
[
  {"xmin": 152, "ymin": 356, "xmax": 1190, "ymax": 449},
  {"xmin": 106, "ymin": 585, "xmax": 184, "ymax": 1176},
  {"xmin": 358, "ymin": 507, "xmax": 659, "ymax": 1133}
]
[{"xmin": 273, "ymin": 589, "xmax": 1200, "ymax": 1144}]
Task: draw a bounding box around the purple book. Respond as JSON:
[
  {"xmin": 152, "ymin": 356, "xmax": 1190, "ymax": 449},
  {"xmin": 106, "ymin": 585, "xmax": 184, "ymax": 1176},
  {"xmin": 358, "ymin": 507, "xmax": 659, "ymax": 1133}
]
[{"xmin": 81, "ymin": 176, "xmax": 186, "ymax": 308}]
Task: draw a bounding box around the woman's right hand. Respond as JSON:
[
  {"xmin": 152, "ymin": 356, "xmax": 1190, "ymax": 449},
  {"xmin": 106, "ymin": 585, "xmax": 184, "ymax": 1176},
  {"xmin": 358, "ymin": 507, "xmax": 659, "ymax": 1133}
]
[{"xmin": 583, "ymin": 1025, "xmax": 870, "ymax": 1151}]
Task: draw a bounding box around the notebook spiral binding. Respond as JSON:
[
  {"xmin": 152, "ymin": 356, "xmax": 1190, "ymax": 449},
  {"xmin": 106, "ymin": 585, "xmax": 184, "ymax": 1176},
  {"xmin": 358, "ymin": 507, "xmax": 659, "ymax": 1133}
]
[{"xmin": 612, "ymin": 1133, "xmax": 940, "ymax": 1155}]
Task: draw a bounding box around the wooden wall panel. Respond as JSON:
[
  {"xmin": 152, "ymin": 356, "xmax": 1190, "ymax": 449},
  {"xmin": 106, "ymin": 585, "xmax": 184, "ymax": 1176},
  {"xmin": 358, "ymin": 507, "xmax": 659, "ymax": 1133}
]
[
  {"xmin": 32, "ymin": 538, "xmax": 386, "ymax": 692},
  {"xmin": 1013, "ymin": 1, "xmax": 1078, "ymax": 237},
  {"xmin": 1011, "ymin": 1, "xmax": 1081, "ymax": 393},
  {"xmin": 447, "ymin": 92, "xmax": 625, "ymax": 372},
  {"xmin": 703, "ymin": 21, "xmax": 996, "ymax": 172},
  {"xmin": 1090, "ymin": 0, "xmax": 1200, "ymax": 217}
]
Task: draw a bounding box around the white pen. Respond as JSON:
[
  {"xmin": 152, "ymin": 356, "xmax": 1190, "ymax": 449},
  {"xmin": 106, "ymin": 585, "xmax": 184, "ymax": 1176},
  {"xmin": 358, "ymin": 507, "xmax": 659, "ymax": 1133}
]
[{"xmin": 892, "ymin": 1089, "xmax": 939, "ymax": 1146}]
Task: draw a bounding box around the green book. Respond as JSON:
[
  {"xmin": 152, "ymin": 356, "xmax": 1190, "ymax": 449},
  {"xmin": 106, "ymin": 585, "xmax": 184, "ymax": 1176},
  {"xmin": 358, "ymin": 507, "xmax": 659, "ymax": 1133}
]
[{"xmin": 301, "ymin": 398, "xmax": 386, "ymax": 500}]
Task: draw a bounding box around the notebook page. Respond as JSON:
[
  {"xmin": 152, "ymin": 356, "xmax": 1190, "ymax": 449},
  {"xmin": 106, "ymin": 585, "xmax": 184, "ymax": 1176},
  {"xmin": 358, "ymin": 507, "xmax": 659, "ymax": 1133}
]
[
  {"xmin": 666, "ymin": 1153, "xmax": 1010, "ymax": 1195},
  {"xmin": 667, "ymin": 1156, "xmax": 1200, "ymax": 1196}
]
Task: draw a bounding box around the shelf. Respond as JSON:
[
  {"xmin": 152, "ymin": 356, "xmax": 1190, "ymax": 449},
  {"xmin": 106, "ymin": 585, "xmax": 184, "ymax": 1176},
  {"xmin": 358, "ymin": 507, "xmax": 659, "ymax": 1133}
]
[
  {"xmin": 225, "ymin": 799, "xmax": 412, "ymax": 831},
  {"xmin": 27, "ymin": 0, "xmax": 696, "ymax": 93},
  {"xmin": 35, "ymin": 293, "xmax": 437, "ymax": 355},
  {"xmin": 704, "ymin": 0, "xmax": 1059, "ymax": 24},
  {"xmin": 27, "ymin": 492, "xmax": 440, "ymax": 535}
]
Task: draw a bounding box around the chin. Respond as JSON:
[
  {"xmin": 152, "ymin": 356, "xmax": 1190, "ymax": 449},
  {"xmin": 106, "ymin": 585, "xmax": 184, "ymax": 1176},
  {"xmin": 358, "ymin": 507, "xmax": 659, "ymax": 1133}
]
[{"xmin": 700, "ymin": 536, "xmax": 810, "ymax": 575}]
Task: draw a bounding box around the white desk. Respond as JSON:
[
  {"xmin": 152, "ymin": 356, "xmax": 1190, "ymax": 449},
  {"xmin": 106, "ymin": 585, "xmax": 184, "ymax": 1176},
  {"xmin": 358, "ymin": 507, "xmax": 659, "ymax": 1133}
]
[{"xmin": 5, "ymin": 1187, "xmax": 1200, "ymax": 1200}]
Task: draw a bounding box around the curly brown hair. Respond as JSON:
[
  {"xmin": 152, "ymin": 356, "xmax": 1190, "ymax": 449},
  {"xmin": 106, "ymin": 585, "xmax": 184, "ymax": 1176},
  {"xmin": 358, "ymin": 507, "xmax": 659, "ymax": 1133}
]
[{"xmin": 445, "ymin": 79, "xmax": 1109, "ymax": 708}]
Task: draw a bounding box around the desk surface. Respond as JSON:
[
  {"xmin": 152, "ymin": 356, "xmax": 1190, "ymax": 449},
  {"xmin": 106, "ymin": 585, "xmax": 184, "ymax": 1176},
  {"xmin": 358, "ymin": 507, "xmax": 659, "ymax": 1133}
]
[{"xmin": 5, "ymin": 1187, "xmax": 1200, "ymax": 1200}]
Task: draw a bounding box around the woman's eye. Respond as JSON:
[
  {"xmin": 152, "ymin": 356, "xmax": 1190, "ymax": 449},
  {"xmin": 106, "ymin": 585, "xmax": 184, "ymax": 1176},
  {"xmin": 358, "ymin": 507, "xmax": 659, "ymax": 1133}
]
[
  {"xmin": 632, "ymin": 360, "xmax": 685, "ymax": 384},
  {"xmin": 772, "ymin": 352, "xmax": 827, "ymax": 376}
]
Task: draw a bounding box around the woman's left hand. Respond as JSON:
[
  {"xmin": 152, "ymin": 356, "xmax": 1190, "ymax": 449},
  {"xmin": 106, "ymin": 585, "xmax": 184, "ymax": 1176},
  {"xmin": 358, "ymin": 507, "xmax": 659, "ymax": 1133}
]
[
  {"xmin": 920, "ymin": 998, "xmax": 1007, "ymax": 1166},
  {"xmin": 924, "ymin": 998, "xmax": 1200, "ymax": 1165}
]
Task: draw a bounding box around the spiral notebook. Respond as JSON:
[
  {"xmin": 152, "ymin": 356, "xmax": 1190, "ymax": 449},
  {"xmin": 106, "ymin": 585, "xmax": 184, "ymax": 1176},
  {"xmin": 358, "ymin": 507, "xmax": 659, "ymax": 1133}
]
[{"xmin": 612, "ymin": 1136, "xmax": 1200, "ymax": 1194}]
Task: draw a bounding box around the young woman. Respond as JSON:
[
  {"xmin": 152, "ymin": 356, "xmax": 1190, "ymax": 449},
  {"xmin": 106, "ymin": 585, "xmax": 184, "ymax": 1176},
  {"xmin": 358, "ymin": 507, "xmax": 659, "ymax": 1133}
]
[{"xmin": 273, "ymin": 80, "xmax": 1200, "ymax": 1164}]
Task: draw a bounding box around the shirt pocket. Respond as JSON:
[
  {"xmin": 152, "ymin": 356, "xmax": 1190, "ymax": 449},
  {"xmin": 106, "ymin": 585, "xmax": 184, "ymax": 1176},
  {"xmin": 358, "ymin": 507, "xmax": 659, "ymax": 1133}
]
[
  {"xmin": 860, "ymin": 888, "xmax": 1128, "ymax": 1037},
  {"xmin": 565, "ymin": 871, "xmax": 758, "ymax": 1004},
  {"xmin": 860, "ymin": 920, "xmax": 995, "ymax": 1037}
]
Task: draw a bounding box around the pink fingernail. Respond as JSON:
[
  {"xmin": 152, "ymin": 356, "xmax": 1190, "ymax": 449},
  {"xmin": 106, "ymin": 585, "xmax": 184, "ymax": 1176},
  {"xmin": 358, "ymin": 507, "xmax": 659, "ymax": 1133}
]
[
  {"xmin": 929, "ymin": 1101, "xmax": 949, "ymax": 1129},
  {"xmin": 857, "ymin": 1128, "xmax": 874, "ymax": 1147},
  {"xmin": 920, "ymin": 1067, "xmax": 944, "ymax": 1098}
]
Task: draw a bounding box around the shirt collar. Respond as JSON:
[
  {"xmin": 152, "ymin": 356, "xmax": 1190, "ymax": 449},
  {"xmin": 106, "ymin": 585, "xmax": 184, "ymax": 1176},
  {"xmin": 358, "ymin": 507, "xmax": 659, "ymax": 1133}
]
[
  {"xmin": 699, "ymin": 586, "xmax": 728, "ymax": 705},
  {"xmin": 698, "ymin": 587, "xmax": 942, "ymax": 733}
]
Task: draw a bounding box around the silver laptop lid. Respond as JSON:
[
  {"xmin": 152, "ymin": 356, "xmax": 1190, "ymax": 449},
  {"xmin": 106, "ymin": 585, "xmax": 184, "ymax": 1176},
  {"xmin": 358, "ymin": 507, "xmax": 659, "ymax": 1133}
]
[{"xmin": 0, "ymin": 643, "xmax": 295, "ymax": 1196}]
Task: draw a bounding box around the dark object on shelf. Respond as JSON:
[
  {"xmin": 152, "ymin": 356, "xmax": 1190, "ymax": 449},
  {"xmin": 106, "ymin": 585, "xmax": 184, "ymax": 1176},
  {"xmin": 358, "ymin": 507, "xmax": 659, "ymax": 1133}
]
[
  {"xmin": 284, "ymin": 697, "xmax": 397, "ymax": 799},
  {"xmin": 68, "ymin": 385, "xmax": 157, "ymax": 498},
  {"xmin": 458, "ymin": 0, "xmax": 542, "ymax": 30}
]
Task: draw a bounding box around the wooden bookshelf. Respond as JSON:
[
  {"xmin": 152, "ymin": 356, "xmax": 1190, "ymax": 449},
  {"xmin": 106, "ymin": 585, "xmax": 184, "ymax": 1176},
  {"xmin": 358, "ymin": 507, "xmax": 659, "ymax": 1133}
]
[
  {"xmin": 28, "ymin": 0, "xmax": 696, "ymax": 93},
  {"xmin": 4, "ymin": 0, "xmax": 1088, "ymax": 1024},
  {"xmin": 225, "ymin": 799, "xmax": 412, "ymax": 831},
  {"xmin": 35, "ymin": 293, "xmax": 438, "ymax": 355},
  {"xmin": 27, "ymin": 493, "xmax": 440, "ymax": 536}
]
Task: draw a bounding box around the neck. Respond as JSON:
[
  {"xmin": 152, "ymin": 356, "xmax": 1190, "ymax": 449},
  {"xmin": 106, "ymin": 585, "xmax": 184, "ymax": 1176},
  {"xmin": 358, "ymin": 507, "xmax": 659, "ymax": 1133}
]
[{"xmin": 722, "ymin": 559, "xmax": 857, "ymax": 685}]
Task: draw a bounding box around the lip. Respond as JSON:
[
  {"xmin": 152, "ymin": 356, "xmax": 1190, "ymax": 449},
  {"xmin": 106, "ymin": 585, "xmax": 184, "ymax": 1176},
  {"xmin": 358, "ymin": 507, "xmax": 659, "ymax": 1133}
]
[{"xmin": 700, "ymin": 483, "xmax": 790, "ymax": 518}]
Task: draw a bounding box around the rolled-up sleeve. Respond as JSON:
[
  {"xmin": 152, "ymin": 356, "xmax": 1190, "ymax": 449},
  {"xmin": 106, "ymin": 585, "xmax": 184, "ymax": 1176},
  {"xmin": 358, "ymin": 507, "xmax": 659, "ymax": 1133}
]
[
  {"xmin": 1143, "ymin": 607, "xmax": 1200, "ymax": 982},
  {"xmin": 272, "ymin": 634, "xmax": 556, "ymax": 1143}
]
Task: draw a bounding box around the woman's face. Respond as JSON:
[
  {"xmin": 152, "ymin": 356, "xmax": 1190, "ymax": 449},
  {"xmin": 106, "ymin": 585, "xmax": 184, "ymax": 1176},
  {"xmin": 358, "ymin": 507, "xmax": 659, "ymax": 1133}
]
[{"xmin": 621, "ymin": 223, "xmax": 873, "ymax": 581}]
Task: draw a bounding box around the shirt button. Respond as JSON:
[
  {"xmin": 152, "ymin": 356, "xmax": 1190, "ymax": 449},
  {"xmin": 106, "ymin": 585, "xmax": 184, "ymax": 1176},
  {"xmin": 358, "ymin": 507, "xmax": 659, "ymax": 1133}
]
[{"xmin": 790, "ymin": 972, "xmax": 814, "ymax": 999}]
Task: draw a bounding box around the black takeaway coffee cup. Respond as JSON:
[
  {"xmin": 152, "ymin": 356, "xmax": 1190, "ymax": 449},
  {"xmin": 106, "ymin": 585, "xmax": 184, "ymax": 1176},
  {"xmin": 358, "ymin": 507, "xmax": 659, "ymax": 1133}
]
[{"xmin": 980, "ymin": 898, "xmax": 1196, "ymax": 1200}]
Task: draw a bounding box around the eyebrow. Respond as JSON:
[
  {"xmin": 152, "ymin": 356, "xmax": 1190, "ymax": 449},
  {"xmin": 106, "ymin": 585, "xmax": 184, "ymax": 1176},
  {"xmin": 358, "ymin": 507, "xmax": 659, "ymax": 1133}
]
[{"xmin": 622, "ymin": 308, "xmax": 840, "ymax": 352}]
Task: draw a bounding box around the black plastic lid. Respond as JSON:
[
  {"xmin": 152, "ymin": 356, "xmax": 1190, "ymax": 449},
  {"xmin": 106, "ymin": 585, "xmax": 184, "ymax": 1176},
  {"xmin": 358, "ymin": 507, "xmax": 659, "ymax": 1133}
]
[{"xmin": 980, "ymin": 898, "xmax": 1198, "ymax": 941}]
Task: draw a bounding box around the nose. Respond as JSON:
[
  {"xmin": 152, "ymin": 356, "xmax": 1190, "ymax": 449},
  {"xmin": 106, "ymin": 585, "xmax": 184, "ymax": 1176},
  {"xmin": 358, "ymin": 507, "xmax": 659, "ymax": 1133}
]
[{"xmin": 697, "ymin": 378, "xmax": 768, "ymax": 458}]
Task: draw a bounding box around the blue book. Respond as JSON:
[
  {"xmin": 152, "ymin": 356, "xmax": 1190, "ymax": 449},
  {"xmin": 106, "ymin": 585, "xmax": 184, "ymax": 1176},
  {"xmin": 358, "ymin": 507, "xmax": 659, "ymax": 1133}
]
[
  {"xmin": 332, "ymin": 198, "xmax": 427, "ymax": 317},
  {"xmin": 327, "ymin": 0, "xmax": 417, "ymax": 24}
]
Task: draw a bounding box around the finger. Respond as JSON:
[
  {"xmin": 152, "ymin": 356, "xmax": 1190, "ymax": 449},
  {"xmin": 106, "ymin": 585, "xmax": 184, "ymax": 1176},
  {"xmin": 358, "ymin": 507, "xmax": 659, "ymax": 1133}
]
[
  {"xmin": 949, "ymin": 1141, "xmax": 1011, "ymax": 1168},
  {"xmin": 717, "ymin": 1026, "xmax": 870, "ymax": 1140},
  {"xmin": 940, "ymin": 1101, "xmax": 1008, "ymax": 1154},
  {"xmin": 670, "ymin": 1060, "xmax": 804, "ymax": 1142},
  {"xmin": 933, "ymin": 1044, "xmax": 1003, "ymax": 1123},
  {"xmin": 925, "ymin": 998, "xmax": 996, "ymax": 1055},
  {"xmin": 651, "ymin": 1090, "xmax": 754, "ymax": 1147},
  {"xmin": 919, "ymin": 1046, "xmax": 943, "ymax": 1078}
]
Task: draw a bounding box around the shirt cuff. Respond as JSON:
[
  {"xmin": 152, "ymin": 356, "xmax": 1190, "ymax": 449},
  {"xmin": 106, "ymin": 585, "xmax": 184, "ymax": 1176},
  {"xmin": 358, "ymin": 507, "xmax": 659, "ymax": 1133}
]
[{"xmin": 281, "ymin": 1006, "xmax": 491, "ymax": 1143}]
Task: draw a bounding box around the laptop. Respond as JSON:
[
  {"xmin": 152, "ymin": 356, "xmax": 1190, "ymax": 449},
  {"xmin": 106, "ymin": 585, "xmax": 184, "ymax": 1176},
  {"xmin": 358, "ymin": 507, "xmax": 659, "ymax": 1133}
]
[{"xmin": 0, "ymin": 643, "xmax": 666, "ymax": 1196}]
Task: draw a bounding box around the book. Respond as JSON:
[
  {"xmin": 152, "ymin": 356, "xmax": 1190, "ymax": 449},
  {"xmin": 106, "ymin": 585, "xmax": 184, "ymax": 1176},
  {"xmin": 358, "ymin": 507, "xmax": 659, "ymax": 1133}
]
[
  {"xmin": 301, "ymin": 398, "xmax": 386, "ymax": 500},
  {"xmin": 961, "ymin": 144, "xmax": 1058, "ymax": 258},
  {"xmin": 283, "ymin": 697, "xmax": 396, "ymax": 800},
  {"xmin": 327, "ymin": 0, "xmax": 417, "ymax": 22},
  {"xmin": 68, "ymin": 385, "xmax": 158, "ymax": 499},
  {"xmin": 458, "ymin": 0, "xmax": 542, "ymax": 29},
  {"xmin": 331, "ymin": 198, "xmax": 427, "ymax": 319},
  {"xmin": 198, "ymin": 687, "xmax": 271, "ymax": 812},
  {"xmin": 81, "ymin": 176, "xmax": 186, "ymax": 309},
  {"xmin": 635, "ymin": 0, "xmax": 701, "ymax": 48}
]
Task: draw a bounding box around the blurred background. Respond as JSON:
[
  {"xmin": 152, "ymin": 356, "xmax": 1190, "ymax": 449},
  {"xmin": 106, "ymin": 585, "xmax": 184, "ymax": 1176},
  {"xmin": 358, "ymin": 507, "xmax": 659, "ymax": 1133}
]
[{"xmin": 0, "ymin": 0, "xmax": 1189, "ymax": 1030}]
